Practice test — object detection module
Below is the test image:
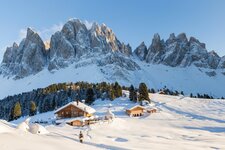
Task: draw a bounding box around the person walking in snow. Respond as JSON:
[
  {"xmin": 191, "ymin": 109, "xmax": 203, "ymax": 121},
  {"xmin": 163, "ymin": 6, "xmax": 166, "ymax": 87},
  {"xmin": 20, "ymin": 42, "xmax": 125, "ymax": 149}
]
[{"xmin": 79, "ymin": 131, "xmax": 84, "ymax": 143}]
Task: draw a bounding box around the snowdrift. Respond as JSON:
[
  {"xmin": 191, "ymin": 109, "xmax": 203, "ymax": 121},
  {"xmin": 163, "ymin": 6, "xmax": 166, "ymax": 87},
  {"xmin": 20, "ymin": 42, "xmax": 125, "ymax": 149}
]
[
  {"xmin": 29, "ymin": 123, "xmax": 49, "ymax": 134},
  {"xmin": 0, "ymin": 120, "xmax": 14, "ymax": 133},
  {"xmin": 16, "ymin": 122, "xmax": 29, "ymax": 132}
]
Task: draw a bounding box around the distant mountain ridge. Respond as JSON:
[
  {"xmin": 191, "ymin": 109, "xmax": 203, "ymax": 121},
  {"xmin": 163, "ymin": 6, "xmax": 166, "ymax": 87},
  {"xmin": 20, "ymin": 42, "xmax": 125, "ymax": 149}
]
[
  {"xmin": 0, "ymin": 19, "xmax": 135, "ymax": 79},
  {"xmin": 1, "ymin": 18, "xmax": 225, "ymax": 79},
  {"xmin": 0, "ymin": 18, "xmax": 225, "ymax": 98},
  {"xmin": 134, "ymin": 33, "xmax": 223, "ymax": 69}
]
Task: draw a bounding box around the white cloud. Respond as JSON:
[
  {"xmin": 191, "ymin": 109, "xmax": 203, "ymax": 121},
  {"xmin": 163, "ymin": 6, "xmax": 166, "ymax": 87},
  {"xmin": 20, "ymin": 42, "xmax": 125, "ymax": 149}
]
[
  {"xmin": 19, "ymin": 28, "xmax": 27, "ymax": 40},
  {"xmin": 18, "ymin": 23, "xmax": 64, "ymax": 43},
  {"xmin": 0, "ymin": 23, "xmax": 64, "ymax": 61},
  {"xmin": 38, "ymin": 23, "xmax": 63, "ymax": 41}
]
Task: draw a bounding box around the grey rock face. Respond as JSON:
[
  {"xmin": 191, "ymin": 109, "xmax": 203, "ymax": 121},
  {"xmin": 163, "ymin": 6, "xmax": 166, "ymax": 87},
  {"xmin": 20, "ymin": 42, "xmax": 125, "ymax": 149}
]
[
  {"xmin": 50, "ymin": 19, "xmax": 132, "ymax": 58},
  {"xmin": 49, "ymin": 31, "xmax": 75, "ymax": 70},
  {"xmin": 218, "ymin": 56, "xmax": 225, "ymax": 69},
  {"xmin": 205, "ymin": 71, "xmax": 217, "ymax": 77},
  {"xmin": 1, "ymin": 28, "xmax": 47, "ymax": 78},
  {"xmin": 50, "ymin": 31, "xmax": 75, "ymax": 59},
  {"xmin": 98, "ymin": 53, "xmax": 140, "ymax": 71},
  {"xmin": 1, "ymin": 19, "xmax": 225, "ymax": 80},
  {"xmin": 207, "ymin": 51, "xmax": 220, "ymax": 69},
  {"xmin": 134, "ymin": 42, "xmax": 147, "ymax": 61},
  {"xmin": 140, "ymin": 33, "xmax": 222, "ymax": 69},
  {"xmin": 145, "ymin": 34, "xmax": 165, "ymax": 63},
  {"xmin": 47, "ymin": 19, "xmax": 133, "ymax": 70},
  {"xmin": 2, "ymin": 42, "xmax": 18, "ymax": 64},
  {"xmin": 0, "ymin": 19, "xmax": 135, "ymax": 78}
]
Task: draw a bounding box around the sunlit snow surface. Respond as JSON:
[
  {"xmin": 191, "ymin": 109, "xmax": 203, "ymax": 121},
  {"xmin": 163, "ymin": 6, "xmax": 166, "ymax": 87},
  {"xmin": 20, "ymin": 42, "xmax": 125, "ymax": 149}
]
[{"xmin": 1, "ymin": 93, "xmax": 225, "ymax": 150}]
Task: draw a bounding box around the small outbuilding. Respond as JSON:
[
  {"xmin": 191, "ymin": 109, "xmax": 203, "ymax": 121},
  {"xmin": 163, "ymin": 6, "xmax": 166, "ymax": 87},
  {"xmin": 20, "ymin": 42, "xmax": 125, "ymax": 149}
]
[
  {"xmin": 66, "ymin": 117, "xmax": 86, "ymax": 127},
  {"xmin": 65, "ymin": 116, "xmax": 96, "ymax": 127},
  {"xmin": 126, "ymin": 105, "xmax": 145, "ymax": 117},
  {"xmin": 147, "ymin": 108, "xmax": 157, "ymax": 114}
]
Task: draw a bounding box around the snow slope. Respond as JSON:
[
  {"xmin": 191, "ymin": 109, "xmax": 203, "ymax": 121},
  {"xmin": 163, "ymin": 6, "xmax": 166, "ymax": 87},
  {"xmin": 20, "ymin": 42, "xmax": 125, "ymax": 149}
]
[
  {"xmin": 1, "ymin": 58, "xmax": 225, "ymax": 100},
  {"xmin": 1, "ymin": 93, "xmax": 225, "ymax": 150}
]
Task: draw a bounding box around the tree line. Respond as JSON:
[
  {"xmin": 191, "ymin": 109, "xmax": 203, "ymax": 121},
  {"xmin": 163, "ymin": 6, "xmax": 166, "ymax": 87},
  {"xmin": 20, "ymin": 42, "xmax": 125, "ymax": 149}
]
[
  {"xmin": 0, "ymin": 81, "xmax": 124, "ymax": 121},
  {"xmin": 0, "ymin": 81, "xmax": 221, "ymax": 121}
]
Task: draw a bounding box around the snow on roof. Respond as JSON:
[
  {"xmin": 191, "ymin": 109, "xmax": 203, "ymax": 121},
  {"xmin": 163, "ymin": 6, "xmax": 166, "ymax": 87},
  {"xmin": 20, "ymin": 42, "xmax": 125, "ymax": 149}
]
[
  {"xmin": 147, "ymin": 107, "xmax": 158, "ymax": 110},
  {"xmin": 127, "ymin": 105, "xmax": 145, "ymax": 111},
  {"xmin": 55, "ymin": 100, "xmax": 96, "ymax": 114},
  {"xmin": 65, "ymin": 117, "xmax": 89, "ymax": 123}
]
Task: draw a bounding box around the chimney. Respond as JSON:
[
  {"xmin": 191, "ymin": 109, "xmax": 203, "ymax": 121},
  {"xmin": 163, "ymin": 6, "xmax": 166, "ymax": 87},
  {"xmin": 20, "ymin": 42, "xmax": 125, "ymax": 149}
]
[{"xmin": 76, "ymin": 99, "xmax": 79, "ymax": 105}]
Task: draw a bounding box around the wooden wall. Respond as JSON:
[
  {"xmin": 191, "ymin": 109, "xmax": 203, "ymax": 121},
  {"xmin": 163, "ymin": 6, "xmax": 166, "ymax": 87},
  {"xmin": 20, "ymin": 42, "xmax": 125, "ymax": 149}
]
[
  {"xmin": 126, "ymin": 107, "xmax": 144, "ymax": 117},
  {"xmin": 56, "ymin": 104, "xmax": 86, "ymax": 118}
]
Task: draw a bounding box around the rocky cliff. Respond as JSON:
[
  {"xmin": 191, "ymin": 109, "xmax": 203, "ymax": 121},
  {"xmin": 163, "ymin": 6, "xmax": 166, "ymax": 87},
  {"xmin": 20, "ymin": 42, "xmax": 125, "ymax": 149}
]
[
  {"xmin": 134, "ymin": 33, "xmax": 223, "ymax": 70},
  {"xmin": 0, "ymin": 19, "xmax": 136, "ymax": 79},
  {"xmin": 1, "ymin": 19, "xmax": 225, "ymax": 80}
]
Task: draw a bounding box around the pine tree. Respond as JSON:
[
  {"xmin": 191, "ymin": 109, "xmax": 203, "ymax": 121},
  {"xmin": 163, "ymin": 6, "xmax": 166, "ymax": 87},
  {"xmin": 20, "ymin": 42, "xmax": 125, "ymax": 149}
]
[
  {"xmin": 114, "ymin": 82, "xmax": 122, "ymax": 98},
  {"xmin": 29, "ymin": 101, "xmax": 37, "ymax": 116},
  {"xmin": 86, "ymin": 88, "xmax": 94, "ymax": 104},
  {"xmin": 12, "ymin": 102, "xmax": 22, "ymax": 120},
  {"xmin": 109, "ymin": 87, "xmax": 116, "ymax": 100},
  {"xmin": 138, "ymin": 83, "xmax": 150, "ymax": 102},
  {"xmin": 129, "ymin": 85, "xmax": 135, "ymax": 101},
  {"xmin": 197, "ymin": 93, "xmax": 201, "ymax": 98},
  {"xmin": 129, "ymin": 85, "xmax": 137, "ymax": 102},
  {"xmin": 181, "ymin": 91, "xmax": 184, "ymax": 95},
  {"xmin": 150, "ymin": 88, "xmax": 155, "ymax": 93},
  {"xmin": 52, "ymin": 97, "xmax": 57, "ymax": 110}
]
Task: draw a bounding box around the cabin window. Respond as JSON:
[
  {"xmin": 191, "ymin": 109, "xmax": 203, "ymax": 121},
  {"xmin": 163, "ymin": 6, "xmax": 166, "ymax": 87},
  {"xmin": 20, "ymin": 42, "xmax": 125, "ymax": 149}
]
[
  {"xmin": 66, "ymin": 111, "xmax": 68, "ymax": 115},
  {"xmin": 61, "ymin": 112, "xmax": 64, "ymax": 115}
]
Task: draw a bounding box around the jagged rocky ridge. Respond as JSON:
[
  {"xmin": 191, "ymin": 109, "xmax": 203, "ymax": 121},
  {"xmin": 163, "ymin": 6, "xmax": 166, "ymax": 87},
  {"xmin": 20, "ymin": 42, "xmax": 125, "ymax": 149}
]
[
  {"xmin": 0, "ymin": 19, "xmax": 135, "ymax": 79},
  {"xmin": 134, "ymin": 33, "xmax": 223, "ymax": 69},
  {"xmin": 1, "ymin": 19, "xmax": 225, "ymax": 79}
]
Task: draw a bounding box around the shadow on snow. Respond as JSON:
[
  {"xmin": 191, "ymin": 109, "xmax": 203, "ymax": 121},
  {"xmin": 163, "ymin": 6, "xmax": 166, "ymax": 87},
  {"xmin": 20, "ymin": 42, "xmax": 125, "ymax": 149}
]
[{"xmin": 47, "ymin": 132, "xmax": 129, "ymax": 150}]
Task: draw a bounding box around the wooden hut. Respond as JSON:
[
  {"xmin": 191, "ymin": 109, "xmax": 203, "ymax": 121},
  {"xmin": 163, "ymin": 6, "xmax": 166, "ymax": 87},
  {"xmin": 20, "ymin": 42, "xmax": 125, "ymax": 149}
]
[
  {"xmin": 126, "ymin": 105, "xmax": 145, "ymax": 117},
  {"xmin": 54, "ymin": 100, "xmax": 96, "ymax": 119},
  {"xmin": 147, "ymin": 108, "xmax": 157, "ymax": 114},
  {"xmin": 66, "ymin": 117, "xmax": 86, "ymax": 127}
]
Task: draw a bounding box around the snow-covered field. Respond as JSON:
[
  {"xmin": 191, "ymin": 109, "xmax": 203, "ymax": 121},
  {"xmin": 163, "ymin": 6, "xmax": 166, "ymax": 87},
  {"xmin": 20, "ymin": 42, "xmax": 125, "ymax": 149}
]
[
  {"xmin": 1, "ymin": 58, "xmax": 225, "ymax": 100},
  {"xmin": 1, "ymin": 93, "xmax": 225, "ymax": 150}
]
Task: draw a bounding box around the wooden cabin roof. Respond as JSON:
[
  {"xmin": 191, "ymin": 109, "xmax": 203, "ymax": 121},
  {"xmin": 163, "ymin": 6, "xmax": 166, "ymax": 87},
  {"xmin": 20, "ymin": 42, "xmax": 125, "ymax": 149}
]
[
  {"xmin": 55, "ymin": 101, "xmax": 96, "ymax": 114},
  {"xmin": 127, "ymin": 105, "xmax": 145, "ymax": 111}
]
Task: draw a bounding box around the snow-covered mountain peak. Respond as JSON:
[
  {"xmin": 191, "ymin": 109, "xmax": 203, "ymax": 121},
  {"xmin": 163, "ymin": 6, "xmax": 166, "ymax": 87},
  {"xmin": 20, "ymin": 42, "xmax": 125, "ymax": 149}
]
[{"xmin": 0, "ymin": 18, "xmax": 225, "ymax": 98}]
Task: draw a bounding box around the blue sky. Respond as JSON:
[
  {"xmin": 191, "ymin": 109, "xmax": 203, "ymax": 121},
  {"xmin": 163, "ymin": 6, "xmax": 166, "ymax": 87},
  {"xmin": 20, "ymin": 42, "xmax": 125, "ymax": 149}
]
[{"xmin": 0, "ymin": 0, "xmax": 225, "ymax": 58}]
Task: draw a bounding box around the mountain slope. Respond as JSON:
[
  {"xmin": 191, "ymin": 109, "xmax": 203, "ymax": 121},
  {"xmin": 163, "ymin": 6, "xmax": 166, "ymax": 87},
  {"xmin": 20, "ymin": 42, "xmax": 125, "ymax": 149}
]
[
  {"xmin": 2, "ymin": 93, "xmax": 225, "ymax": 150},
  {"xmin": 0, "ymin": 18, "xmax": 225, "ymax": 98}
]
